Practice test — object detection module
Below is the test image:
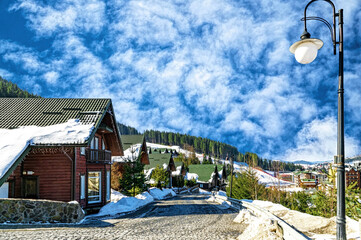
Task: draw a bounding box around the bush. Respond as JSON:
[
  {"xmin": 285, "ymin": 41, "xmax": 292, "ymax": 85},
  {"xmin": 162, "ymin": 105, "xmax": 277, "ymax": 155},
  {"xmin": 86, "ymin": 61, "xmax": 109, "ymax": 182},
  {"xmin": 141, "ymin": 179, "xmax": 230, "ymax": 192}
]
[{"xmin": 185, "ymin": 179, "xmax": 197, "ymax": 187}]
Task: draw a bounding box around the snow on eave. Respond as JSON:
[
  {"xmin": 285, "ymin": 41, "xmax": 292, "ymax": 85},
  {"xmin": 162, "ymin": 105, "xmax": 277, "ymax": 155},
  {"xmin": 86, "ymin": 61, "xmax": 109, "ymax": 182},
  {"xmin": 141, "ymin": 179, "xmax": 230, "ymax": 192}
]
[{"xmin": 0, "ymin": 119, "xmax": 94, "ymax": 185}]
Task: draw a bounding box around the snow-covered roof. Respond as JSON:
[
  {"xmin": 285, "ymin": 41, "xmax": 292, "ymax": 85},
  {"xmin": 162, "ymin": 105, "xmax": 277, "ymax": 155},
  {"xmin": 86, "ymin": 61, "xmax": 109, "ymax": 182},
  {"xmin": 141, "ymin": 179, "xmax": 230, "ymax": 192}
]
[
  {"xmin": 0, "ymin": 98, "xmax": 124, "ymax": 186},
  {"xmin": 112, "ymin": 144, "xmax": 141, "ymax": 162},
  {"xmin": 0, "ymin": 119, "xmax": 94, "ymax": 185}
]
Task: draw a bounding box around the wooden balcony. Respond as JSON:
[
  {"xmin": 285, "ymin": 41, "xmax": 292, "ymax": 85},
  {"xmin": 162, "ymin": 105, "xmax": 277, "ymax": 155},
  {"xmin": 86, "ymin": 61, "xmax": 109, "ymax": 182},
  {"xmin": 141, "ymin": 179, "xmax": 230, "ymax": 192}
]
[{"xmin": 86, "ymin": 149, "xmax": 111, "ymax": 163}]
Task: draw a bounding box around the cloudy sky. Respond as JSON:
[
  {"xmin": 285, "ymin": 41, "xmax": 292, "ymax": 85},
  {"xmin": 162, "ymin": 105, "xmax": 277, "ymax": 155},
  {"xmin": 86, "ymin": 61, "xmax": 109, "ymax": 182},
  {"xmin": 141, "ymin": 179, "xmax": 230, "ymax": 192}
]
[{"xmin": 0, "ymin": 0, "xmax": 360, "ymax": 162}]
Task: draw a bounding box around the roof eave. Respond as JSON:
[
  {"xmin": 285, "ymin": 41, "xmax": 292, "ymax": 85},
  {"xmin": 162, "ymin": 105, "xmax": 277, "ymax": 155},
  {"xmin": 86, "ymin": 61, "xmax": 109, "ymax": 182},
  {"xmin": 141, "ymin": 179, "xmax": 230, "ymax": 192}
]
[{"xmin": 0, "ymin": 146, "xmax": 31, "ymax": 186}]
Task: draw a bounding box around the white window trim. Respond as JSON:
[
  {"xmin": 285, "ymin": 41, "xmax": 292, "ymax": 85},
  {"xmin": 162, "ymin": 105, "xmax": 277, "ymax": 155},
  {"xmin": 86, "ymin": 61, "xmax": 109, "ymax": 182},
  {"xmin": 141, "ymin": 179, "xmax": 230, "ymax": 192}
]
[
  {"xmin": 102, "ymin": 139, "xmax": 106, "ymax": 150},
  {"xmin": 88, "ymin": 171, "xmax": 102, "ymax": 204},
  {"xmin": 80, "ymin": 147, "xmax": 86, "ymax": 155},
  {"xmin": 106, "ymin": 171, "xmax": 110, "ymax": 201},
  {"xmin": 80, "ymin": 175, "xmax": 85, "ymax": 200}
]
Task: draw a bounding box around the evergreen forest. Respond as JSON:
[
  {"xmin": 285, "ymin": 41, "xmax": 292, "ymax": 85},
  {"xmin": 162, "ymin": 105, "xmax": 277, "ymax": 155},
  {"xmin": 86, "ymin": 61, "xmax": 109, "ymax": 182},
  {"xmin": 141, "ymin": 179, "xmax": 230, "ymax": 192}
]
[{"xmin": 0, "ymin": 76, "xmax": 39, "ymax": 98}]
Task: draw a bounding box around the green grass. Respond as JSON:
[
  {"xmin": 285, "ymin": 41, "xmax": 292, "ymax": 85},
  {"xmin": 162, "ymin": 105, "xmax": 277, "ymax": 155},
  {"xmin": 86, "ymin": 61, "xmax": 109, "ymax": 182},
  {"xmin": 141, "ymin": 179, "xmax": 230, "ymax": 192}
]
[{"xmin": 188, "ymin": 164, "xmax": 223, "ymax": 182}]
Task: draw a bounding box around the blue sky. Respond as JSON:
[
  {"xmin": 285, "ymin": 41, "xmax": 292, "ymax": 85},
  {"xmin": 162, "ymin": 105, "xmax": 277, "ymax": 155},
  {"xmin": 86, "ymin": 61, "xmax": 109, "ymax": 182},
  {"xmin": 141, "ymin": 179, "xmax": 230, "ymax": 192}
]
[{"xmin": 1, "ymin": 0, "xmax": 361, "ymax": 162}]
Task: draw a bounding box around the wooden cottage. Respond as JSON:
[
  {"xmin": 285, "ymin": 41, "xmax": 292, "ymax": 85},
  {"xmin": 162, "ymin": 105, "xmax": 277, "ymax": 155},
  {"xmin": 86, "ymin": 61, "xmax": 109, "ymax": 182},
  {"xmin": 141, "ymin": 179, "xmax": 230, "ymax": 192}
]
[
  {"xmin": 0, "ymin": 98, "xmax": 123, "ymax": 212},
  {"xmin": 111, "ymin": 134, "xmax": 149, "ymax": 190},
  {"xmin": 187, "ymin": 164, "xmax": 223, "ymax": 191},
  {"xmin": 144, "ymin": 152, "xmax": 176, "ymax": 187}
]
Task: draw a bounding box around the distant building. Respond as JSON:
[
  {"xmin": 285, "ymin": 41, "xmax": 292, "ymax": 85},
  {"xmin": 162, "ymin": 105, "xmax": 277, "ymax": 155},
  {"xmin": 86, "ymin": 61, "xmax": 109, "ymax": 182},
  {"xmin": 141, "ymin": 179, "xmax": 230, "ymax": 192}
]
[
  {"xmin": 188, "ymin": 164, "xmax": 224, "ymax": 191},
  {"xmin": 294, "ymin": 170, "xmax": 327, "ymax": 189},
  {"xmin": 345, "ymin": 168, "xmax": 361, "ymax": 189}
]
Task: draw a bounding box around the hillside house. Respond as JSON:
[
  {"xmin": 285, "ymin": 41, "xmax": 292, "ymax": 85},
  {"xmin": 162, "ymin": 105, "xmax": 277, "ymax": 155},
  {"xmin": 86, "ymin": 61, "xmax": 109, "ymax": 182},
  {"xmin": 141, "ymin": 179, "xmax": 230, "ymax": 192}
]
[
  {"xmin": 346, "ymin": 168, "xmax": 361, "ymax": 189},
  {"xmin": 187, "ymin": 164, "xmax": 224, "ymax": 191},
  {"xmin": 0, "ymin": 98, "xmax": 123, "ymax": 212},
  {"xmin": 144, "ymin": 152, "xmax": 176, "ymax": 187},
  {"xmin": 111, "ymin": 135, "xmax": 149, "ymax": 190}
]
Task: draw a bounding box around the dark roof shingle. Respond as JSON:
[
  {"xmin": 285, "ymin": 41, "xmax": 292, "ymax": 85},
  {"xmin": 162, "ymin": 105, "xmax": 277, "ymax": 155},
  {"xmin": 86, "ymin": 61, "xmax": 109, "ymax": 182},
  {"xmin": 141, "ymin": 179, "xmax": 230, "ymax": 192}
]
[{"xmin": 0, "ymin": 98, "xmax": 110, "ymax": 129}]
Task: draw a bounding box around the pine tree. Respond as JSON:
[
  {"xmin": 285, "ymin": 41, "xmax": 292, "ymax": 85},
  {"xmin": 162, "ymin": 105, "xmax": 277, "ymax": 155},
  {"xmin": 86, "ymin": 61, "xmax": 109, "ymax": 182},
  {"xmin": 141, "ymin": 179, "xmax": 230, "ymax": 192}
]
[{"xmin": 151, "ymin": 165, "xmax": 169, "ymax": 188}]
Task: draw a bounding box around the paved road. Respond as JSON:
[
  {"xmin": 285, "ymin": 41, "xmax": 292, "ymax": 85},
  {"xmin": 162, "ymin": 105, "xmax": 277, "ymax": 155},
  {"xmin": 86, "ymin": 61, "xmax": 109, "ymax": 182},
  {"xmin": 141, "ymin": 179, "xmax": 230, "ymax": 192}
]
[{"xmin": 0, "ymin": 195, "xmax": 245, "ymax": 240}]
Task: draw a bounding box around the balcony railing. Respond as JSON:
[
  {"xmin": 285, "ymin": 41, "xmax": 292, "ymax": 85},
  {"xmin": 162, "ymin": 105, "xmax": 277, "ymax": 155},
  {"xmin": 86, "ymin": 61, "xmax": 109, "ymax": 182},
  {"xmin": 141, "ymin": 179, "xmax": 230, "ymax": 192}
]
[{"xmin": 86, "ymin": 149, "xmax": 111, "ymax": 163}]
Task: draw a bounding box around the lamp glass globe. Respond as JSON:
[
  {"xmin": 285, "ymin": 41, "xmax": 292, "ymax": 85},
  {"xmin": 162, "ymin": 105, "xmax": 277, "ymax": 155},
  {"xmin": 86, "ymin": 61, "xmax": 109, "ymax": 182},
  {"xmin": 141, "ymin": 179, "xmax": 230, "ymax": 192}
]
[{"xmin": 294, "ymin": 42, "xmax": 318, "ymax": 64}]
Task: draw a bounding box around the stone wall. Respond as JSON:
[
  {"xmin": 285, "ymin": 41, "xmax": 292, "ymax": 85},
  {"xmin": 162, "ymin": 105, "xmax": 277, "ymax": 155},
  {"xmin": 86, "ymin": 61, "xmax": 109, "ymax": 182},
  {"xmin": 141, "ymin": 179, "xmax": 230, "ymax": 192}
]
[{"xmin": 0, "ymin": 199, "xmax": 84, "ymax": 223}]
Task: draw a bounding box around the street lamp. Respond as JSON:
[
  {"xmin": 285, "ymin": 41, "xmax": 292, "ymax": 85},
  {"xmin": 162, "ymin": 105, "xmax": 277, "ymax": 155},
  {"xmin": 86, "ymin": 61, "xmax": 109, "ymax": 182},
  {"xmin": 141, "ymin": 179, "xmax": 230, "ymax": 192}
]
[
  {"xmin": 229, "ymin": 155, "xmax": 234, "ymax": 198},
  {"xmin": 289, "ymin": 1, "xmax": 345, "ymax": 239}
]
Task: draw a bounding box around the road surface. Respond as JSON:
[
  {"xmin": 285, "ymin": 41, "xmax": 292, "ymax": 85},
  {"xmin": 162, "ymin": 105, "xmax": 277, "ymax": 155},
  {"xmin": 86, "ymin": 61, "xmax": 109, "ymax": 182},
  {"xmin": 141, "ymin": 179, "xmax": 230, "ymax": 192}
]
[{"xmin": 0, "ymin": 194, "xmax": 246, "ymax": 240}]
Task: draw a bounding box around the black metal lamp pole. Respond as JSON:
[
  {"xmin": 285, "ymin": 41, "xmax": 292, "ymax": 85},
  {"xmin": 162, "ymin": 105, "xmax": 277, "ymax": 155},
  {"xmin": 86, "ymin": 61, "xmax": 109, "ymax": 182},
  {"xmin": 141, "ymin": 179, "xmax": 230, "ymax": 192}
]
[
  {"xmin": 289, "ymin": 1, "xmax": 345, "ymax": 239},
  {"xmin": 229, "ymin": 155, "xmax": 234, "ymax": 198}
]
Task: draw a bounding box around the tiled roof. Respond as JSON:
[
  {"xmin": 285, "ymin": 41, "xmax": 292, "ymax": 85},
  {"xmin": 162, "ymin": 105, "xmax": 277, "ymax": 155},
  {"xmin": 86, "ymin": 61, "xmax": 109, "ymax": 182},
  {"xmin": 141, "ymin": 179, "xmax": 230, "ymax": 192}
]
[
  {"xmin": 144, "ymin": 152, "xmax": 172, "ymax": 170},
  {"xmin": 121, "ymin": 135, "xmax": 144, "ymax": 151},
  {"xmin": 0, "ymin": 98, "xmax": 110, "ymax": 129}
]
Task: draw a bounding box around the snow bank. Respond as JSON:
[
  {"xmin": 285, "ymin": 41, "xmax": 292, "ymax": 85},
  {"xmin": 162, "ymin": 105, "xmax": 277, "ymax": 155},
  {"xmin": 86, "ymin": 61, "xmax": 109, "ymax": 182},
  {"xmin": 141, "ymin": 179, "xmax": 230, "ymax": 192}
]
[
  {"xmin": 207, "ymin": 194, "xmax": 231, "ymax": 209},
  {"xmin": 250, "ymin": 200, "xmax": 360, "ymax": 239},
  {"xmin": 0, "ymin": 119, "xmax": 94, "ymax": 179},
  {"xmin": 199, "ymin": 189, "xmax": 212, "ymax": 195},
  {"xmin": 149, "ymin": 188, "xmax": 176, "ymax": 200},
  {"xmin": 234, "ymin": 209, "xmax": 282, "ymax": 240},
  {"xmin": 252, "ymin": 200, "xmax": 289, "ymax": 212},
  {"xmin": 217, "ymin": 190, "xmax": 227, "ymax": 197},
  {"xmin": 110, "ymin": 189, "xmax": 127, "ymax": 202},
  {"xmin": 96, "ymin": 190, "xmax": 154, "ymax": 217}
]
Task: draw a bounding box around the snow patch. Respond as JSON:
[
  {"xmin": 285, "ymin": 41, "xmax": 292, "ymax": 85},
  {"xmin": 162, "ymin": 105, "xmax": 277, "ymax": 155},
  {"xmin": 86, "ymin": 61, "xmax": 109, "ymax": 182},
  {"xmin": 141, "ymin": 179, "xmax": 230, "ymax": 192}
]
[
  {"xmin": 198, "ymin": 189, "xmax": 212, "ymax": 195},
  {"xmin": 95, "ymin": 190, "xmax": 154, "ymax": 217},
  {"xmin": 234, "ymin": 209, "xmax": 282, "ymax": 240},
  {"xmin": 149, "ymin": 187, "xmax": 176, "ymax": 200},
  {"xmin": 185, "ymin": 172, "xmax": 198, "ymax": 181}
]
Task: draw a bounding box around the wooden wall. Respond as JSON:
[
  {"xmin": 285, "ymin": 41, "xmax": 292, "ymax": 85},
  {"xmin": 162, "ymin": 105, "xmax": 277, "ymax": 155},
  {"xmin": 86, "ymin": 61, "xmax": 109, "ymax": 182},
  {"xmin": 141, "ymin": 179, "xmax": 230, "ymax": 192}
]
[{"xmin": 9, "ymin": 148, "xmax": 72, "ymax": 202}]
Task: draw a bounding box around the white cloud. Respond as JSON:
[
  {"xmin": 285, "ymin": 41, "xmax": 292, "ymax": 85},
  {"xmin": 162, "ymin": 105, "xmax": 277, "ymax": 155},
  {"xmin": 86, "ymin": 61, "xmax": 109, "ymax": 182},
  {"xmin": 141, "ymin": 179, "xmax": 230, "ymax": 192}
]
[
  {"xmin": 281, "ymin": 116, "xmax": 359, "ymax": 162},
  {"xmin": 43, "ymin": 71, "xmax": 59, "ymax": 84},
  {"xmin": 10, "ymin": 0, "xmax": 106, "ymax": 36},
  {"xmin": 2, "ymin": 0, "xmax": 361, "ymax": 160},
  {"xmin": 0, "ymin": 69, "xmax": 14, "ymax": 79}
]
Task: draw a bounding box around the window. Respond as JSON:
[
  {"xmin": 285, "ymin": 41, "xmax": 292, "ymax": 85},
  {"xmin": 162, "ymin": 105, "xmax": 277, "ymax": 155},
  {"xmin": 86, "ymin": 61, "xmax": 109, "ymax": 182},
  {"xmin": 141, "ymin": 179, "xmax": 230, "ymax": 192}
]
[
  {"xmin": 80, "ymin": 175, "xmax": 85, "ymax": 200},
  {"xmin": 106, "ymin": 171, "xmax": 110, "ymax": 201},
  {"xmin": 91, "ymin": 137, "xmax": 99, "ymax": 150},
  {"xmin": 80, "ymin": 147, "xmax": 85, "ymax": 155},
  {"xmin": 102, "ymin": 139, "xmax": 106, "ymax": 150},
  {"xmin": 88, "ymin": 171, "xmax": 101, "ymax": 204},
  {"xmin": 90, "ymin": 137, "xmax": 99, "ymax": 160}
]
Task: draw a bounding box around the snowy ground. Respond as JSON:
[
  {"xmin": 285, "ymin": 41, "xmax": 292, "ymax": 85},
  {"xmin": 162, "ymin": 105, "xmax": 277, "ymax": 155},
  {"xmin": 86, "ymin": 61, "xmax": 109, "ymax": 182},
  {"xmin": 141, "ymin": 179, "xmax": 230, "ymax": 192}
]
[
  {"xmin": 92, "ymin": 188, "xmax": 176, "ymax": 218},
  {"xmin": 233, "ymin": 199, "xmax": 360, "ymax": 240}
]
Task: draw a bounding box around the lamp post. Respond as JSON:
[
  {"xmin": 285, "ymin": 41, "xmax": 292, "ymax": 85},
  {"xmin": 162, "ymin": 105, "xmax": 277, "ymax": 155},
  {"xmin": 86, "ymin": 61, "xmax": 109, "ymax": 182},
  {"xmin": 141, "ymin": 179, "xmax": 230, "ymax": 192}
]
[
  {"xmin": 289, "ymin": 1, "xmax": 345, "ymax": 239},
  {"xmin": 229, "ymin": 155, "xmax": 234, "ymax": 198}
]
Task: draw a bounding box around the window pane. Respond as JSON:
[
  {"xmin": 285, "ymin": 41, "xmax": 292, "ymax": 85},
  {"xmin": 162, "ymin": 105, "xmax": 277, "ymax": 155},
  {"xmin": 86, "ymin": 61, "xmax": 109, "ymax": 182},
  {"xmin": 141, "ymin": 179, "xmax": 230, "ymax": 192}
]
[
  {"xmin": 88, "ymin": 172, "xmax": 101, "ymax": 203},
  {"xmin": 80, "ymin": 175, "xmax": 85, "ymax": 199},
  {"xmin": 106, "ymin": 171, "xmax": 110, "ymax": 201}
]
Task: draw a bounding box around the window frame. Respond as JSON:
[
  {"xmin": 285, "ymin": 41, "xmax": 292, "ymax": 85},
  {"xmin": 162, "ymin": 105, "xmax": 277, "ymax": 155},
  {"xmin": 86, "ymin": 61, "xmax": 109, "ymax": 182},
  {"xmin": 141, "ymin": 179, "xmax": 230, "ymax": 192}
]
[
  {"xmin": 87, "ymin": 171, "xmax": 102, "ymax": 204},
  {"xmin": 80, "ymin": 147, "xmax": 86, "ymax": 155},
  {"xmin": 80, "ymin": 175, "xmax": 85, "ymax": 200},
  {"xmin": 106, "ymin": 170, "xmax": 110, "ymax": 201}
]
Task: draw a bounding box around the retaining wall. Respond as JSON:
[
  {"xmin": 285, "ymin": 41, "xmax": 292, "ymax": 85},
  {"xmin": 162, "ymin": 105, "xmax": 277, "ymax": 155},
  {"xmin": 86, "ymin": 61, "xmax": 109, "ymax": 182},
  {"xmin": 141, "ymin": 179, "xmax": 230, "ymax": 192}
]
[{"xmin": 0, "ymin": 199, "xmax": 84, "ymax": 223}]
